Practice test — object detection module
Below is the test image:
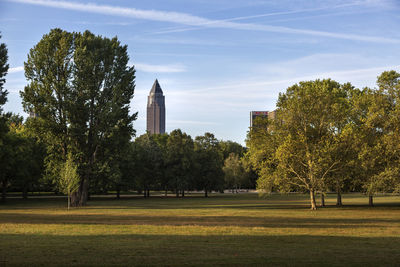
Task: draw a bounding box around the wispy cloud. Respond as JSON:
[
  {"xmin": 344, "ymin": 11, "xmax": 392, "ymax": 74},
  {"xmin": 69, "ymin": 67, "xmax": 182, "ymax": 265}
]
[
  {"xmin": 8, "ymin": 66, "xmax": 24, "ymax": 73},
  {"xmin": 131, "ymin": 36, "xmax": 227, "ymax": 46},
  {"xmin": 168, "ymin": 120, "xmax": 217, "ymax": 126},
  {"xmin": 8, "ymin": 0, "xmax": 400, "ymax": 44},
  {"xmin": 134, "ymin": 63, "xmax": 186, "ymax": 73}
]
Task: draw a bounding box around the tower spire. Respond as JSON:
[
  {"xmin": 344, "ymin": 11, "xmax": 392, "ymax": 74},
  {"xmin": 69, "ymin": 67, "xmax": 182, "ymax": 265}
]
[{"xmin": 147, "ymin": 79, "xmax": 166, "ymax": 134}]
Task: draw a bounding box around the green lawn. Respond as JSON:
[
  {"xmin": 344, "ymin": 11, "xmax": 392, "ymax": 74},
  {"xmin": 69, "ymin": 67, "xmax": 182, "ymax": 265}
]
[{"xmin": 0, "ymin": 193, "xmax": 399, "ymax": 266}]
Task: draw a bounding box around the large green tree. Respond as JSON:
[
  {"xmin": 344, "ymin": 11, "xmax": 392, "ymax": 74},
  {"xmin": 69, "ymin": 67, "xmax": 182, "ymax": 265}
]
[
  {"xmin": 248, "ymin": 79, "xmax": 353, "ymax": 210},
  {"xmin": 355, "ymin": 71, "xmax": 400, "ymax": 205},
  {"xmin": 21, "ymin": 29, "xmax": 136, "ymax": 206}
]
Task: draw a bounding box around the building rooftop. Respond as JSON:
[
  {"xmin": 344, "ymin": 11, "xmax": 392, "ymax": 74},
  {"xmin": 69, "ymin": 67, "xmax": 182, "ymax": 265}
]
[{"xmin": 150, "ymin": 79, "xmax": 163, "ymax": 94}]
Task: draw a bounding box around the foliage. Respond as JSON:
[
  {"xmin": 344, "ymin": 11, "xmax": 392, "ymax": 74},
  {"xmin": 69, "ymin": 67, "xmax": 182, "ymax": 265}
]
[
  {"xmin": 0, "ymin": 33, "xmax": 9, "ymax": 147},
  {"xmin": 0, "ymin": 33, "xmax": 8, "ymax": 113},
  {"xmin": 219, "ymin": 140, "xmax": 246, "ymax": 159},
  {"xmin": 0, "ymin": 115, "xmax": 45, "ymax": 201},
  {"xmin": 59, "ymin": 153, "xmax": 80, "ymax": 209},
  {"xmin": 194, "ymin": 132, "xmax": 224, "ymax": 196},
  {"xmin": 165, "ymin": 129, "xmax": 194, "ymax": 196},
  {"xmin": 223, "ymin": 152, "xmax": 248, "ymax": 191},
  {"xmin": 248, "ymin": 79, "xmax": 354, "ymax": 209},
  {"xmin": 132, "ymin": 133, "xmax": 164, "ymax": 196},
  {"xmin": 356, "ymin": 71, "xmax": 400, "ymax": 203},
  {"xmin": 21, "ymin": 28, "xmax": 136, "ymax": 206}
]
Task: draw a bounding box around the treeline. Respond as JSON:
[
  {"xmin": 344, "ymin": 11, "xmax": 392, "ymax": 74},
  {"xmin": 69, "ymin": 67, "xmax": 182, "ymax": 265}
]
[
  {"xmin": 246, "ymin": 73, "xmax": 400, "ymax": 209},
  {"xmin": 0, "ymin": 117, "xmax": 253, "ymax": 201}
]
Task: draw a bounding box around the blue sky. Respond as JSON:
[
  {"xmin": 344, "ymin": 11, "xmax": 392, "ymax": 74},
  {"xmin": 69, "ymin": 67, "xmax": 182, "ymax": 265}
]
[{"xmin": 1, "ymin": 0, "xmax": 400, "ymax": 144}]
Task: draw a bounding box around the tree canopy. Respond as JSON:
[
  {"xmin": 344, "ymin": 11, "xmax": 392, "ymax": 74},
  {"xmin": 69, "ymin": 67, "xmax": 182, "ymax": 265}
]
[{"xmin": 21, "ymin": 28, "xmax": 136, "ymax": 206}]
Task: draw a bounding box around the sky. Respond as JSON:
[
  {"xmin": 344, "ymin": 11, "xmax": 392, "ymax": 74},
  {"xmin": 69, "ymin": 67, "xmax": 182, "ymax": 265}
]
[{"xmin": 1, "ymin": 0, "xmax": 400, "ymax": 144}]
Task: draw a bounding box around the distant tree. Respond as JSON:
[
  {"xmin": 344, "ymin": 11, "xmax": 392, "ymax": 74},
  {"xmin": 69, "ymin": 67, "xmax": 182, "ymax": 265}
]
[
  {"xmin": 248, "ymin": 80, "xmax": 353, "ymax": 210},
  {"xmin": 166, "ymin": 129, "xmax": 194, "ymax": 197},
  {"xmin": 153, "ymin": 133, "xmax": 169, "ymax": 196},
  {"xmin": 133, "ymin": 133, "xmax": 164, "ymax": 197},
  {"xmin": 0, "ymin": 115, "xmax": 44, "ymax": 201},
  {"xmin": 11, "ymin": 118, "xmax": 45, "ymax": 199},
  {"xmin": 21, "ymin": 29, "xmax": 136, "ymax": 206},
  {"xmin": 59, "ymin": 153, "xmax": 80, "ymax": 210},
  {"xmin": 194, "ymin": 132, "xmax": 224, "ymax": 197},
  {"xmin": 219, "ymin": 140, "xmax": 246, "ymax": 159},
  {"xmin": 0, "ymin": 119, "xmax": 18, "ymax": 202},
  {"xmin": 223, "ymin": 153, "xmax": 247, "ymax": 192}
]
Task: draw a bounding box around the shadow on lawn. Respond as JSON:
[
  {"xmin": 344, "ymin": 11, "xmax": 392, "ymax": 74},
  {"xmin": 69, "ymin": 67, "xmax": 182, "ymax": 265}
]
[
  {"xmin": 0, "ymin": 212, "xmax": 399, "ymax": 228},
  {"xmin": 0, "ymin": 233, "xmax": 399, "ymax": 266},
  {"xmin": 2, "ymin": 195, "xmax": 400, "ymax": 212}
]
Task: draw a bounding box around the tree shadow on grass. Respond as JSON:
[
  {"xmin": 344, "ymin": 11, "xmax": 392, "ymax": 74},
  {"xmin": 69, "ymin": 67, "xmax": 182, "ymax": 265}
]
[
  {"xmin": 0, "ymin": 212, "xmax": 399, "ymax": 228},
  {"xmin": 0, "ymin": 233, "xmax": 399, "ymax": 266},
  {"xmin": 2, "ymin": 194, "xmax": 399, "ymax": 211}
]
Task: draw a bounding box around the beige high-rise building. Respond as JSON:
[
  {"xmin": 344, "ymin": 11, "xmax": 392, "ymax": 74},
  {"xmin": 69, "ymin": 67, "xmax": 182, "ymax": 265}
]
[{"xmin": 146, "ymin": 79, "xmax": 165, "ymax": 134}]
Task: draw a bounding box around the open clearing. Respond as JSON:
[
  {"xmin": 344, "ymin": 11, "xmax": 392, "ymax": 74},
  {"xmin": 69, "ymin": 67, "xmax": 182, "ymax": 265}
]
[{"xmin": 0, "ymin": 193, "xmax": 399, "ymax": 266}]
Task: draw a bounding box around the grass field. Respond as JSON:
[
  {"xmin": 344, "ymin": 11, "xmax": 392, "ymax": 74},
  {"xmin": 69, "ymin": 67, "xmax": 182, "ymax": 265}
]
[{"xmin": 0, "ymin": 193, "xmax": 399, "ymax": 266}]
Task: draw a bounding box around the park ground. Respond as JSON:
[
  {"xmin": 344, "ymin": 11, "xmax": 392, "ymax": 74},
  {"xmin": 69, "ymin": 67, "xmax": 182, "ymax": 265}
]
[{"xmin": 0, "ymin": 193, "xmax": 399, "ymax": 266}]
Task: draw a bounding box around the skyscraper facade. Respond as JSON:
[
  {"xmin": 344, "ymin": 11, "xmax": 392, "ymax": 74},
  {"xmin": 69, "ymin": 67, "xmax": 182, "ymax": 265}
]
[{"xmin": 147, "ymin": 79, "xmax": 165, "ymax": 134}]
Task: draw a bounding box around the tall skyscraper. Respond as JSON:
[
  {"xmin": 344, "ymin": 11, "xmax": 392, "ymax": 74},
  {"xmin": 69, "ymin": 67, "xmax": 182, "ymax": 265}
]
[{"xmin": 147, "ymin": 79, "xmax": 165, "ymax": 134}]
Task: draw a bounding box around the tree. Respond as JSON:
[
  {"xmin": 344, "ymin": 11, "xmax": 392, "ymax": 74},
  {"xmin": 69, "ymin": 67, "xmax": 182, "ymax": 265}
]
[
  {"xmin": 219, "ymin": 140, "xmax": 246, "ymax": 160},
  {"xmin": 0, "ymin": 33, "xmax": 9, "ymax": 145},
  {"xmin": 165, "ymin": 129, "xmax": 194, "ymax": 197},
  {"xmin": 0, "ymin": 119, "xmax": 18, "ymax": 202},
  {"xmin": 223, "ymin": 153, "xmax": 247, "ymax": 192},
  {"xmin": 0, "ymin": 33, "xmax": 8, "ymax": 114},
  {"xmin": 153, "ymin": 133, "xmax": 169, "ymax": 196},
  {"xmin": 356, "ymin": 71, "xmax": 400, "ymax": 205},
  {"xmin": 133, "ymin": 133, "xmax": 164, "ymax": 197},
  {"xmin": 11, "ymin": 118, "xmax": 45, "ymax": 199},
  {"xmin": 0, "ymin": 115, "xmax": 44, "ymax": 201},
  {"xmin": 59, "ymin": 153, "xmax": 80, "ymax": 210},
  {"xmin": 248, "ymin": 79, "xmax": 353, "ymax": 210},
  {"xmin": 194, "ymin": 133, "xmax": 224, "ymax": 197},
  {"xmin": 21, "ymin": 29, "xmax": 136, "ymax": 206}
]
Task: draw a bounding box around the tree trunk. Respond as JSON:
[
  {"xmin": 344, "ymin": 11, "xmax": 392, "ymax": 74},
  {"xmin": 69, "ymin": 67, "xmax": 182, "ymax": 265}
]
[
  {"xmin": 67, "ymin": 194, "xmax": 70, "ymax": 210},
  {"xmin": 320, "ymin": 193, "xmax": 325, "ymax": 207},
  {"xmin": 204, "ymin": 189, "xmax": 208, "ymax": 198},
  {"xmin": 369, "ymin": 195, "xmax": 373, "ymax": 206},
  {"xmin": 146, "ymin": 189, "xmax": 150, "ymax": 198},
  {"xmin": 310, "ymin": 190, "xmax": 317, "ymax": 210},
  {"xmin": 336, "ymin": 188, "xmax": 342, "ymax": 206},
  {"xmin": 181, "ymin": 190, "xmax": 185, "ymax": 198},
  {"xmin": 71, "ymin": 177, "xmax": 89, "ymax": 207},
  {"xmin": 22, "ymin": 186, "xmax": 28, "ymax": 200},
  {"xmin": 116, "ymin": 187, "xmax": 120, "ymax": 199},
  {"xmin": 144, "ymin": 189, "xmax": 147, "ymax": 198},
  {"xmin": 176, "ymin": 189, "xmax": 179, "ymax": 198},
  {"xmin": 165, "ymin": 187, "xmax": 167, "ymax": 197},
  {"xmin": 1, "ymin": 180, "xmax": 7, "ymax": 202}
]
